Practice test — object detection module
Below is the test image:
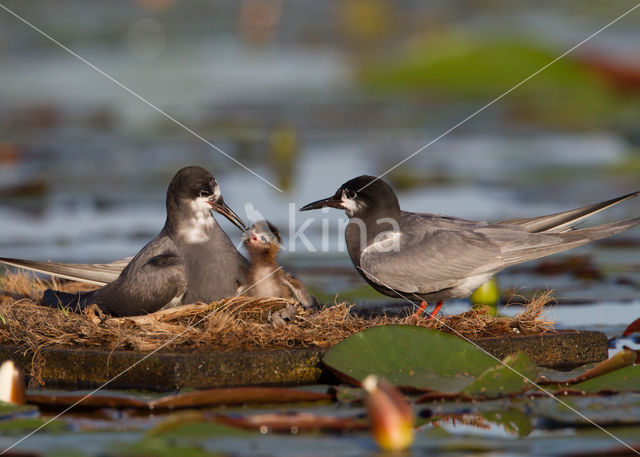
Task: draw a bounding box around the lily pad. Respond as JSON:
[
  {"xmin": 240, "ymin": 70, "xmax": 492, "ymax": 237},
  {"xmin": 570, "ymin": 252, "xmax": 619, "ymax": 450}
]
[
  {"xmin": 0, "ymin": 400, "xmax": 37, "ymax": 419},
  {"xmin": 149, "ymin": 386, "xmax": 331, "ymax": 409},
  {"xmin": 463, "ymin": 352, "xmax": 537, "ymax": 398},
  {"xmin": 26, "ymin": 387, "xmax": 331, "ymax": 410},
  {"xmin": 531, "ymin": 393, "xmax": 640, "ymax": 427},
  {"xmin": 540, "ymin": 349, "xmax": 636, "ymax": 385},
  {"xmin": 481, "ymin": 408, "xmax": 533, "ymax": 437},
  {"xmin": 147, "ymin": 413, "xmax": 252, "ymax": 438},
  {"xmin": 570, "ymin": 365, "xmax": 640, "ymax": 394},
  {"xmin": 323, "ymin": 325, "xmax": 519, "ymax": 393}
]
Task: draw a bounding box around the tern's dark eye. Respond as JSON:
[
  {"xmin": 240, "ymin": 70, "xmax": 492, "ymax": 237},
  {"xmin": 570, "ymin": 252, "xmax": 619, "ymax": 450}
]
[
  {"xmin": 199, "ymin": 190, "xmax": 212, "ymax": 198},
  {"xmin": 260, "ymin": 235, "xmax": 268, "ymax": 242},
  {"xmin": 344, "ymin": 189, "xmax": 357, "ymax": 200}
]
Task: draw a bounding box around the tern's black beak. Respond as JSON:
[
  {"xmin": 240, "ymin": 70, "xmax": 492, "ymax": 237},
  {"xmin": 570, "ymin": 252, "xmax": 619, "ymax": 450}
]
[
  {"xmin": 208, "ymin": 198, "xmax": 247, "ymax": 231},
  {"xmin": 300, "ymin": 195, "xmax": 343, "ymax": 211}
]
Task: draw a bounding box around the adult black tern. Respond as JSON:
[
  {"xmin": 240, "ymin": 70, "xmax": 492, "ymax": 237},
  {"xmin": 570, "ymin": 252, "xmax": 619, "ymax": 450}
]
[
  {"xmin": 1, "ymin": 166, "xmax": 249, "ymax": 316},
  {"xmin": 238, "ymin": 220, "xmax": 313, "ymax": 308},
  {"xmin": 300, "ymin": 175, "xmax": 640, "ymax": 318}
]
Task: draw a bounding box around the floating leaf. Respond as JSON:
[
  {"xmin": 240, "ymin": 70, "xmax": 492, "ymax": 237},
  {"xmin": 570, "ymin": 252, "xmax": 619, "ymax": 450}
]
[
  {"xmin": 323, "ymin": 326, "xmax": 505, "ymax": 392},
  {"xmin": 26, "ymin": 391, "xmax": 150, "ymax": 409},
  {"xmin": 569, "ymin": 349, "xmax": 636, "ymax": 383},
  {"xmin": 0, "ymin": 417, "xmax": 66, "ymax": 434},
  {"xmin": 540, "ymin": 349, "xmax": 636, "ymax": 385},
  {"xmin": 530, "ymin": 394, "xmax": 640, "ymax": 428},
  {"xmin": 113, "ymin": 438, "xmax": 214, "ymax": 457},
  {"xmin": 147, "ymin": 412, "xmax": 251, "ymax": 438},
  {"xmin": 0, "ymin": 400, "xmax": 36, "ymax": 419},
  {"xmin": 149, "ymin": 386, "xmax": 331, "ymax": 409},
  {"xmin": 569, "ymin": 365, "xmax": 640, "ymax": 394},
  {"xmin": 330, "ymin": 385, "xmax": 365, "ymax": 404},
  {"xmin": 463, "ymin": 352, "xmax": 537, "ymax": 398},
  {"xmin": 27, "ymin": 387, "xmax": 330, "ymax": 411},
  {"xmin": 481, "ymin": 408, "xmax": 532, "ymax": 437},
  {"xmin": 538, "ymin": 364, "xmax": 595, "ymax": 385},
  {"xmin": 216, "ymin": 412, "xmax": 368, "ymax": 432}
]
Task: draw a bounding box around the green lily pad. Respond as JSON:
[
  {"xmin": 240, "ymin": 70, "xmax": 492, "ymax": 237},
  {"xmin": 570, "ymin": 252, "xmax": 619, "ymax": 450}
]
[
  {"xmin": 481, "ymin": 408, "xmax": 533, "ymax": 437},
  {"xmin": 323, "ymin": 325, "xmax": 509, "ymax": 393},
  {"xmin": 0, "ymin": 400, "xmax": 37, "ymax": 418},
  {"xmin": 113, "ymin": 438, "xmax": 220, "ymax": 457},
  {"xmin": 540, "ymin": 349, "xmax": 636, "ymax": 385},
  {"xmin": 0, "ymin": 417, "xmax": 66, "ymax": 434},
  {"xmin": 463, "ymin": 352, "xmax": 537, "ymax": 398},
  {"xmin": 570, "ymin": 365, "xmax": 640, "ymax": 394},
  {"xmin": 145, "ymin": 411, "xmax": 252, "ymax": 439},
  {"xmin": 529, "ymin": 393, "xmax": 640, "ymax": 427}
]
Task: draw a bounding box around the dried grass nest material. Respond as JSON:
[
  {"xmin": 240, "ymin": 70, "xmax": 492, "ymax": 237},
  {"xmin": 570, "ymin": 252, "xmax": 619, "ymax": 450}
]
[{"xmin": 0, "ymin": 272, "xmax": 554, "ymax": 354}]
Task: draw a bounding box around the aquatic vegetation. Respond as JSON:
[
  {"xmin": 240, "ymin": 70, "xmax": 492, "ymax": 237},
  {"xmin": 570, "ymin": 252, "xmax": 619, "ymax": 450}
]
[{"xmin": 357, "ymin": 35, "xmax": 630, "ymax": 128}]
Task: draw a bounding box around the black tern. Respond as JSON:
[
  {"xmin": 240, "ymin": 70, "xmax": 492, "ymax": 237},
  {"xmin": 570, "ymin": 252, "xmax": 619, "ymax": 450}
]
[
  {"xmin": 300, "ymin": 175, "xmax": 640, "ymax": 318},
  {"xmin": 238, "ymin": 220, "xmax": 313, "ymax": 308},
  {"xmin": 1, "ymin": 166, "xmax": 249, "ymax": 316}
]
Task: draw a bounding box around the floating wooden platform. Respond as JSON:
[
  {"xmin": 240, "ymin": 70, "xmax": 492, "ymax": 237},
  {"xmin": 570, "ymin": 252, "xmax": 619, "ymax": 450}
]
[{"xmin": 0, "ymin": 330, "xmax": 607, "ymax": 391}]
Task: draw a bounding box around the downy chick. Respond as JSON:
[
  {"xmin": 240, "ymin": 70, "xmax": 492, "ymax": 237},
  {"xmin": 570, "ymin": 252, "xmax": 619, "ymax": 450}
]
[{"xmin": 239, "ymin": 221, "xmax": 313, "ymax": 308}]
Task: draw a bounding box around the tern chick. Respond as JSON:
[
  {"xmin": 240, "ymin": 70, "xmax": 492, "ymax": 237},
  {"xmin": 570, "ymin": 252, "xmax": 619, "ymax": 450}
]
[{"xmin": 239, "ymin": 220, "xmax": 313, "ymax": 309}]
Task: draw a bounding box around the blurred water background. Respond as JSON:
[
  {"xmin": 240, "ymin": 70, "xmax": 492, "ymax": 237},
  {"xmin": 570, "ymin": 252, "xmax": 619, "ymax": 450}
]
[
  {"xmin": 1, "ymin": 0, "xmax": 640, "ymax": 330},
  {"xmin": 2, "ymin": 2, "xmax": 640, "ymax": 455}
]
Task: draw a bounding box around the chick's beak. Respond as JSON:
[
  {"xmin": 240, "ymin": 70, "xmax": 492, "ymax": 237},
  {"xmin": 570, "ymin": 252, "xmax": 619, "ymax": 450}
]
[
  {"xmin": 299, "ymin": 195, "xmax": 343, "ymax": 211},
  {"xmin": 208, "ymin": 198, "xmax": 247, "ymax": 231}
]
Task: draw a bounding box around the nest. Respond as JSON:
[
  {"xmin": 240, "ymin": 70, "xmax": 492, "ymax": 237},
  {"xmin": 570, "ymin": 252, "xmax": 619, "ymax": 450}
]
[{"xmin": 0, "ymin": 272, "xmax": 554, "ymax": 356}]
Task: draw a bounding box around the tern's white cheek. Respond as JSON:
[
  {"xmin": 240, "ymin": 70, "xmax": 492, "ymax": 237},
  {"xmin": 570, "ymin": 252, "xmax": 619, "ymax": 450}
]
[
  {"xmin": 192, "ymin": 196, "xmax": 213, "ymax": 213},
  {"xmin": 341, "ymin": 195, "xmax": 360, "ymax": 217},
  {"xmin": 178, "ymin": 197, "xmax": 215, "ymax": 244}
]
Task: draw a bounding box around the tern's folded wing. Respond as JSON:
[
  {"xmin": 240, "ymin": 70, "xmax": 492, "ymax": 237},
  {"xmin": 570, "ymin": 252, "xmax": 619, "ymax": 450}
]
[
  {"xmin": 359, "ymin": 230, "xmax": 502, "ymax": 294},
  {"xmin": 0, "ymin": 257, "xmax": 131, "ymax": 285},
  {"xmin": 499, "ymin": 191, "xmax": 639, "ymax": 233}
]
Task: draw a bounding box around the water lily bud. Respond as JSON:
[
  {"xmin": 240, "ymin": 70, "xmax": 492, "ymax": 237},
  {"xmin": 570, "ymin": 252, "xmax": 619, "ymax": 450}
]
[
  {"xmin": 471, "ymin": 277, "xmax": 499, "ymax": 316},
  {"xmin": 362, "ymin": 375, "xmax": 414, "ymax": 451},
  {"xmin": 0, "ymin": 360, "xmax": 25, "ymax": 405}
]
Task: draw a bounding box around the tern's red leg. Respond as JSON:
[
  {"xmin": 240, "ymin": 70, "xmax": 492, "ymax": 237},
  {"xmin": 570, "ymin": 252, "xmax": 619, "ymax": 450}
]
[
  {"xmin": 413, "ymin": 300, "xmax": 428, "ymax": 317},
  {"xmin": 427, "ymin": 301, "xmax": 443, "ymax": 320}
]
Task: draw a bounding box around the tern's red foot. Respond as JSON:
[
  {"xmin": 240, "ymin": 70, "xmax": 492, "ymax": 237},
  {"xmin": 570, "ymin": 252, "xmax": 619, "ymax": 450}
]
[
  {"xmin": 427, "ymin": 301, "xmax": 443, "ymax": 320},
  {"xmin": 413, "ymin": 300, "xmax": 428, "ymax": 317}
]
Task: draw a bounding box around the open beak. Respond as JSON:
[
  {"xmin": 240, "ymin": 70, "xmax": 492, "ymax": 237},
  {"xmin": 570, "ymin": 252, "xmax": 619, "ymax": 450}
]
[
  {"xmin": 300, "ymin": 195, "xmax": 343, "ymax": 211},
  {"xmin": 209, "ymin": 198, "xmax": 247, "ymax": 231}
]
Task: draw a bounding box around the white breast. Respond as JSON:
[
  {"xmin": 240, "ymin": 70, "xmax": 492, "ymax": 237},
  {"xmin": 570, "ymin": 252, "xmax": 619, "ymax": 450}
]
[{"xmin": 362, "ymin": 231, "xmax": 401, "ymax": 256}]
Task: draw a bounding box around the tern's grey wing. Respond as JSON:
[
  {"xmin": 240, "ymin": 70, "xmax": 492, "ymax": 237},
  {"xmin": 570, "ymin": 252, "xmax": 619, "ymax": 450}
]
[
  {"xmin": 483, "ymin": 218, "xmax": 640, "ymax": 267},
  {"xmin": 0, "ymin": 257, "xmax": 130, "ymax": 286},
  {"xmin": 499, "ymin": 191, "xmax": 639, "ymax": 233},
  {"xmin": 360, "ymin": 216, "xmax": 640, "ymax": 295},
  {"xmin": 360, "ymin": 229, "xmax": 503, "ymax": 294},
  {"xmin": 89, "ymin": 236, "xmax": 188, "ymax": 316}
]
